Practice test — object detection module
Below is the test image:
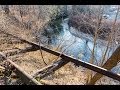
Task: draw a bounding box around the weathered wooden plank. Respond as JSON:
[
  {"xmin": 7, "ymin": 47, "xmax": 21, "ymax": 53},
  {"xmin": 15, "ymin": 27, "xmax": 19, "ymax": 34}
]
[
  {"xmin": 0, "ymin": 66, "xmax": 5, "ymax": 70},
  {"xmin": 6, "ymin": 59, "xmax": 42, "ymax": 85},
  {"xmin": 0, "ymin": 30, "xmax": 40, "ymax": 48},
  {"xmin": 88, "ymin": 45, "xmax": 120, "ymax": 85},
  {"xmin": 63, "ymin": 56, "xmax": 120, "ymax": 82},
  {"xmin": 0, "ymin": 52, "xmax": 47, "ymax": 85},
  {"xmin": 32, "ymin": 59, "xmax": 69, "ymax": 79},
  {"xmin": 1, "ymin": 31, "xmax": 120, "ymax": 82},
  {"xmin": 2, "ymin": 46, "xmax": 39, "ymax": 57}
]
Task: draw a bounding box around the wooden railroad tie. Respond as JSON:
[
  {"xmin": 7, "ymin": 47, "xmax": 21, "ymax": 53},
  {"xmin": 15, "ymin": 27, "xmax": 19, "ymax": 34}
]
[{"xmin": 0, "ymin": 30, "xmax": 120, "ymax": 84}]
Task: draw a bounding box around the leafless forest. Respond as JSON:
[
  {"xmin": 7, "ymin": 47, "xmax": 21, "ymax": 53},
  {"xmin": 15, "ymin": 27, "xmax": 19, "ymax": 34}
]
[{"xmin": 0, "ymin": 5, "xmax": 120, "ymax": 85}]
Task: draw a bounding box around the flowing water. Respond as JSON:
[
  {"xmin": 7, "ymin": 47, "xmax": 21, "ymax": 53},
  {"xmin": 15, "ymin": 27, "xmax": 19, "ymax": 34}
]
[{"xmin": 40, "ymin": 18, "xmax": 115, "ymax": 65}]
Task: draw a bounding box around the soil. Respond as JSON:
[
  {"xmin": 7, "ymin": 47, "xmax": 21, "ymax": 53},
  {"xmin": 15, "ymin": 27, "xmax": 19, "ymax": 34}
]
[{"xmin": 0, "ymin": 12, "xmax": 120, "ymax": 85}]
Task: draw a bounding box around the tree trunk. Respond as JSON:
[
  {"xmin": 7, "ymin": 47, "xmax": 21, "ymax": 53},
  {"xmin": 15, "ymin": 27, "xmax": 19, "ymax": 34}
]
[{"xmin": 88, "ymin": 45, "xmax": 120, "ymax": 85}]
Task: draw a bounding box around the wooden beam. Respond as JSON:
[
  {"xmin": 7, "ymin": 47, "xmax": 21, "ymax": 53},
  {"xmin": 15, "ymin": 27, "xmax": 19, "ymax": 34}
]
[
  {"xmin": 0, "ymin": 66, "xmax": 5, "ymax": 70},
  {"xmin": 0, "ymin": 52, "xmax": 47, "ymax": 85},
  {"xmin": 88, "ymin": 45, "xmax": 120, "ymax": 85},
  {"xmin": 2, "ymin": 46, "xmax": 39, "ymax": 57},
  {"xmin": 63, "ymin": 56, "xmax": 120, "ymax": 82},
  {"xmin": 0, "ymin": 30, "xmax": 40, "ymax": 48},
  {"xmin": 6, "ymin": 59, "xmax": 42, "ymax": 85},
  {"xmin": 1, "ymin": 31, "xmax": 120, "ymax": 82},
  {"xmin": 32, "ymin": 59, "xmax": 69, "ymax": 79}
]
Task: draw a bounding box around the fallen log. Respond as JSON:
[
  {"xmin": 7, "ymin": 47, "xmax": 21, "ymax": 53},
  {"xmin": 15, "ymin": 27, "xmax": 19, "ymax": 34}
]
[
  {"xmin": 6, "ymin": 59, "xmax": 42, "ymax": 85},
  {"xmin": 0, "ymin": 30, "xmax": 40, "ymax": 48},
  {"xmin": 1, "ymin": 30, "xmax": 120, "ymax": 83},
  {"xmin": 0, "ymin": 66, "xmax": 5, "ymax": 70},
  {"xmin": 0, "ymin": 52, "xmax": 47, "ymax": 85},
  {"xmin": 39, "ymin": 80, "xmax": 56, "ymax": 85},
  {"xmin": 88, "ymin": 45, "xmax": 120, "ymax": 85},
  {"xmin": 0, "ymin": 65, "xmax": 5, "ymax": 76},
  {"xmin": 32, "ymin": 59, "xmax": 69, "ymax": 79},
  {"xmin": 3, "ymin": 46, "xmax": 39, "ymax": 57}
]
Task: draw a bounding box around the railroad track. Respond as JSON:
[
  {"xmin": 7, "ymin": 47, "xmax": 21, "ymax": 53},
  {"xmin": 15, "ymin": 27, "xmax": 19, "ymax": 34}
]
[{"xmin": 0, "ymin": 30, "xmax": 120, "ymax": 85}]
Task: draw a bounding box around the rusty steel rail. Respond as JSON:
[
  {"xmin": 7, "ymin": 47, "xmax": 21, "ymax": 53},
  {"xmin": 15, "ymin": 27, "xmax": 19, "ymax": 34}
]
[{"xmin": 1, "ymin": 30, "xmax": 120, "ymax": 82}]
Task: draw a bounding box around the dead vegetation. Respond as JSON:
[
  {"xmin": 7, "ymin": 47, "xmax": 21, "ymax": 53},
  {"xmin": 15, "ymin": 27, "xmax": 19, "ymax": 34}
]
[
  {"xmin": 0, "ymin": 31, "xmax": 88, "ymax": 85},
  {"xmin": 0, "ymin": 5, "xmax": 120, "ymax": 85}
]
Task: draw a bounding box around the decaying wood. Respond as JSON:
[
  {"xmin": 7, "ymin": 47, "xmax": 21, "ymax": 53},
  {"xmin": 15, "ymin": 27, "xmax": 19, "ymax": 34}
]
[
  {"xmin": 0, "ymin": 65, "xmax": 5, "ymax": 76},
  {"xmin": 88, "ymin": 45, "xmax": 120, "ymax": 85},
  {"xmin": 6, "ymin": 59, "xmax": 42, "ymax": 85},
  {"xmin": 3, "ymin": 46, "xmax": 39, "ymax": 57},
  {"xmin": 2, "ymin": 49, "xmax": 20, "ymax": 57},
  {"xmin": 0, "ymin": 52, "xmax": 44, "ymax": 85},
  {"xmin": 0, "ymin": 66, "xmax": 5, "ymax": 70},
  {"xmin": 0, "ymin": 30, "xmax": 40, "ymax": 49},
  {"xmin": 1, "ymin": 31, "xmax": 120, "ymax": 83},
  {"xmin": 32, "ymin": 59, "xmax": 69, "ymax": 79},
  {"xmin": 39, "ymin": 80, "xmax": 55, "ymax": 85},
  {"xmin": 32, "ymin": 65, "xmax": 55, "ymax": 77}
]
